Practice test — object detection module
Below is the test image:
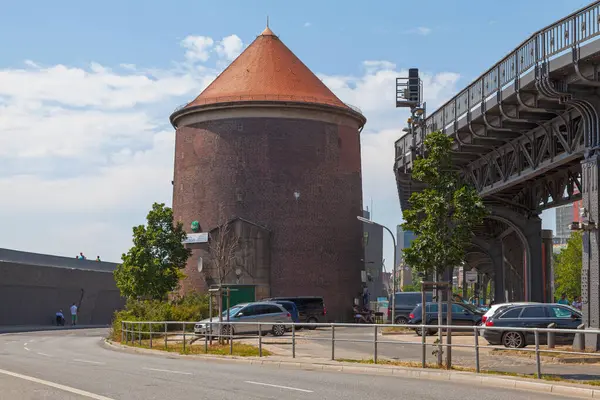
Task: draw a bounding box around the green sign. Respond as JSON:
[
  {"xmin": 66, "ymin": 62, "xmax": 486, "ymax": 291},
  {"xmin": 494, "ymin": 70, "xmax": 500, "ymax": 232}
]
[{"xmin": 191, "ymin": 220, "xmax": 200, "ymax": 232}]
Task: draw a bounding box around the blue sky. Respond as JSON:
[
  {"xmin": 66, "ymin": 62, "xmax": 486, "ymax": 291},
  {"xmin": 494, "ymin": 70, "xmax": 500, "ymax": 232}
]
[{"xmin": 0, "ymin": 0, "xmax": 589, "ymax": 268}]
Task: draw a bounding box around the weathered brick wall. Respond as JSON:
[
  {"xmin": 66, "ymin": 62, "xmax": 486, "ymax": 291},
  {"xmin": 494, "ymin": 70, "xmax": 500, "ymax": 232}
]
[{"xmin": 173, "ymin": 115, "xmax": 364, "ymax": 321}]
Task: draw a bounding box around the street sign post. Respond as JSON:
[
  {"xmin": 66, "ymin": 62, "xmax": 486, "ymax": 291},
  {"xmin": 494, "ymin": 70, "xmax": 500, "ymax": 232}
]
[{"xmin": 465, "ymin": 270, "xmax": 478, "ymax": 283}]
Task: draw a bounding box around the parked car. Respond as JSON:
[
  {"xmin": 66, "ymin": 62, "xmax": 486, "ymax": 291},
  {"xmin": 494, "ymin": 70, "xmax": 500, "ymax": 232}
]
[
  {"xmin": 268, "ymin": 300, "xmax": 300, "ymax": 327},
  {"xmin": 389, "ymin": 292, "xmax": 433, "ymax": 324},
  {"xmin": 264, "ymin": 296, "xmax": 326, "ymax": 329},
  {"xmin": 408, "ymin": 302, "xmax": 485, "ymax": 335},
  {"xmin": 483, "ymin": 303, "xmax": 582, "ymax": 348},
  {"xmin": 194, "ymin": 302, "xmax": 292, "ymax": 337},
  {"xmin": 481, "ymin": 302, "xmax": 537, "ymax": 326}
]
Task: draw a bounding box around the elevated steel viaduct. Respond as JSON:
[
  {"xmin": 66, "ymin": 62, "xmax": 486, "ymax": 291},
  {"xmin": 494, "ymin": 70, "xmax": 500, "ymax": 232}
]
[{"xmin": 394, "ymin": 1, "xmax": 600, "ymax": 348}]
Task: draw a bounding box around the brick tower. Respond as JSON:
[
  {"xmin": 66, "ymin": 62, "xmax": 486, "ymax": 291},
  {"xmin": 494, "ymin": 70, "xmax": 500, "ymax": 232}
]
[{"xmin": 170, "ymin": 26, "xmax": 367, "ymax": 321}]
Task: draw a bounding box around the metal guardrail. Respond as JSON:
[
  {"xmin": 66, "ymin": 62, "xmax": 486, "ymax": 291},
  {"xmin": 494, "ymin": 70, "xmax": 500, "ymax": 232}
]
[
  {"xmin": 397, "ymin": 1, "xmax": 600, "ymax": 158},
  {"xmin": 121, "ymin": 320, "xmax": 599, "ymax": 379}
]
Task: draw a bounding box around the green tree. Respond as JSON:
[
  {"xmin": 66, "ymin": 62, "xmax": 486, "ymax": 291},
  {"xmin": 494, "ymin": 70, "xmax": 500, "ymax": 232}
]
[
  {"xmin": 402, "ymin": 131, "xmax": 487, "ymax": 277},
  {"xmin": 114, "ymin": 203, "xmax": 191, "ymax": 300},
  {"xmin": 554, "ymin": 231, "xmax": 582, "ymax": 301},
  {"xmin": 401, "ymin": 131, "xmax": 487, "ymax": 367}
]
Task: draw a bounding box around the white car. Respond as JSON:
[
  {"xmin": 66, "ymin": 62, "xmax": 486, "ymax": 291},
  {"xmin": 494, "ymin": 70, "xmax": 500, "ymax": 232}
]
[{"xmin": 194, "ymin": 302, "xmax": 292, "ymax": 337}]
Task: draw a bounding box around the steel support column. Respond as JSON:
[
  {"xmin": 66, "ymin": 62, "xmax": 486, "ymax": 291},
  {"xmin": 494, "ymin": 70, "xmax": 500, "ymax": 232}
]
[
  {"xmin": 524, "ymin": 216, "xmax": 543, "ymax": 303},
  {"xmin": 581, "ymin": 154, "xmax": 600, "ymax": 350}
]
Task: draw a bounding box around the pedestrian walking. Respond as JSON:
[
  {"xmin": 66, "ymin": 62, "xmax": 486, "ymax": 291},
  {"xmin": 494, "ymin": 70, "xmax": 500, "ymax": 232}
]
[
  {"xmin": 558, "ymin": 293, "xmax": 570, "ymax": 305},
  {"xmin": 572, "ymin": 296, "xmax": 583, "ymax": 310},
  {"xmin": 70, "ymin": 303, "xmax": 78, "ymax": 326}
]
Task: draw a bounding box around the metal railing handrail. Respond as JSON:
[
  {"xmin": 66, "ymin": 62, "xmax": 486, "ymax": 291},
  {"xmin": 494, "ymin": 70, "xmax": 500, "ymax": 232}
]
[
  {"xmin": 121, "ymin": 320, "xmax": 598, "ymax": 334},
  {"xmin": 411, "ymin": 0, "xmax": 600, "ymax": 140},
  {"xmin": 120, "ymin": 320, "xmax": 596, "ymax": 380}
]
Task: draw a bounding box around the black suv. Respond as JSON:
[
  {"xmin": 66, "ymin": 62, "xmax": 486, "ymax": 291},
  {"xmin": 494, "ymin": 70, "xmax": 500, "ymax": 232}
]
[
  {"xmin": 264, "ymin": 296, "xmax": 326, "ymax": 329},
  {"xmin": 389, "ymin": 292, "xmax": 433, "ymax": 324},
  {"xmin": 408, "ymin": 302, "xmax": 484, "ymax": 335}
]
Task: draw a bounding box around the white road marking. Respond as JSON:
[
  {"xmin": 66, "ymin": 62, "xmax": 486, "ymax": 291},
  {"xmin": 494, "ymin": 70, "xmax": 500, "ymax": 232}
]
[
  {"xmin": 36, "ymin": 352, "xmax": 51, "ymax": 357},
  {"xmin": 24, "ymin": 347, "xmax": 30, "ymax": 352},
  {"xmin": 73, "ymin": 359, "xmax": 105, "ymax": 365},
  {"xmin": 142, "ymin": 367, "xmax": 192, "ymax": 375},
  {"xmin": 23, "ymin": 343, "xmax": 28, "ymax": 346},
  {"xmin": 0, "ymin": 368, "xmax": 115, "ymax": 400},
  {"xmin": 244, "ymin": 381, "xmax": 314, "ymax": 393}
]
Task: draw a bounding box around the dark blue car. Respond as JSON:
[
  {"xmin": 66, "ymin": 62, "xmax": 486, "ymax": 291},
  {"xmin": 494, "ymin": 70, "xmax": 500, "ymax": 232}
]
[{"xmin": 270, "ymin": 300, "xmax": 300, "ymax": 324}]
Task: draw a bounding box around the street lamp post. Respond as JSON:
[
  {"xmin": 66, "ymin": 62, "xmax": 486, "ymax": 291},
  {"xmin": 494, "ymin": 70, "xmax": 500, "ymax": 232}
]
[{"xmin": 357, "ymin": 216, "xmax": 398, "ymax": 324}]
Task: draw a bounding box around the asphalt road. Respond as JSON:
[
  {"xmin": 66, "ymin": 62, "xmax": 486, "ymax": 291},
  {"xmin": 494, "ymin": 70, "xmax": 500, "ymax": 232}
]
[
  {"xmin": 270, "ymin": 327, "xmax": 600, "ymax": 380},
  {"xmin": 0, "ymin": 329, "xmax": 577, "ymax": 400}
]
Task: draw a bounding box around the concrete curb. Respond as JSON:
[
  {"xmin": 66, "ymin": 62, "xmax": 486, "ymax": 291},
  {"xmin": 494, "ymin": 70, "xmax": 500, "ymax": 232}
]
[{"xmin": 103, "ymin": 340, "xmax": 600, "ymax": 398}]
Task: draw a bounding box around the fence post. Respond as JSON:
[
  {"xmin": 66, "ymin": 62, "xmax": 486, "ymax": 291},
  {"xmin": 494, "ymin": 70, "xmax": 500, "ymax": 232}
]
[
  {"xmin": 138, "ymin": 322, "xmax": 141, "ymax": 345},
  {"xmin": 164, "ymin": 322, "xmax": 167, "ymax": 349},
  {"xmin": 149, "ymin": 323, "xmax": 153, "ymax": 349},
  {"xmin": 258, "ymin": 324, "xmax": 263, "ymax": 357},
  {"xmin": 204, "ymin": 324, "xmax": 208, "ymax": 353},
  {"xmin": 474, "ymin": 326, "xmax": 480, "ymax": 373},
  {"xmin": 534, "ymin": 329, "xmax": 541, "ymax": 379},
  {"xmin": 292, "ymin": 323, "xmax": 296, "ymax": 358},
  {"xmin": 182, "ymin": 322, "xmax": 186, "ymax": 353},
  {"xmin": 421, "ymin": 324, "xmax": 426, "ymax": 368},
  {"xmin": 373, "ymin": 325, "xmax": 378, "ymax": 364},
  {"xmin": 573, "ymin": 323, "xmax": 585, "ymax": 351},
  {"xmin": 121, "ymin": 321, "xmax": 124, "ymax": 343},
  {"xmin": 547, "ymin": 323, "xmax": 556, "ymax": 349},
  {"xmin": 229, "ymin": 322, "xmax": 233, "ymax": 355},
  {"xmin": 331, "ymin": 324, "xmax": 335, "ymax": 361}
]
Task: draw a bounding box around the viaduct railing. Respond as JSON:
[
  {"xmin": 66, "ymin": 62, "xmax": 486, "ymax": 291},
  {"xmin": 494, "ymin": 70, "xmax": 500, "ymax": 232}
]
[{"xmin": 396, "ymin": 1, "xmax": 600, "ymax": 159}]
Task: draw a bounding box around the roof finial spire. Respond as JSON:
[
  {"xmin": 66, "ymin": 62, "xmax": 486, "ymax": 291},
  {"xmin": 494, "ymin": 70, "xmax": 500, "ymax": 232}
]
[{"xmin": 261, "ymin": 18, "xmax": 275, "ymax": 36}]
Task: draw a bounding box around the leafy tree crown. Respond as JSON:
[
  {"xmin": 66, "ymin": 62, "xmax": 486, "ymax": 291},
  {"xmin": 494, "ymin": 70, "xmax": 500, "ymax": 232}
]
[
  {"xmin": 401, "ymin": 131, "xmax": 487, "ymax": 276},
  {"xmin": 114, "ymin": 202, "xmax": 191, "ymax": 300}
]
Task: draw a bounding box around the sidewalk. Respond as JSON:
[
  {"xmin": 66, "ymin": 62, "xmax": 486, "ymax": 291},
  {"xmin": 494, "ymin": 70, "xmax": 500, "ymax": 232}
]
[{"xmin": 0, "ymin": 325, "xmax": 108, "ymax": 334}]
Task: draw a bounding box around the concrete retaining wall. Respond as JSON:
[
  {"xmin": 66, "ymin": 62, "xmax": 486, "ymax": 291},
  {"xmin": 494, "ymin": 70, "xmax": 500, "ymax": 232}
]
[{"xmin": 0, "ymin": 249, "xmax": 124, "ymax": 326}]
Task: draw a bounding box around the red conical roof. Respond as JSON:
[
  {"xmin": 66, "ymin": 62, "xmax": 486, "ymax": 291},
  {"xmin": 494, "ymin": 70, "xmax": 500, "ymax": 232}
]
[{"xmin": 184, "ymin": 27, "xmax": 351, "ymax": 111}]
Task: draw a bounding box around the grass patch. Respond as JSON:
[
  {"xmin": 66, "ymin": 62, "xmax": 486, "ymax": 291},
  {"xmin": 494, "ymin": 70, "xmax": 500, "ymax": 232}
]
[
  {"xmin": 118, "ymin": 338, "xmax": 271, "ymax": 357},
  {"xmin": 492, "ymin": 348, "xmax": 600, "ymax": 359},
  {"xmin": 381, "ymin": 327, "xmax": 412, "ymax": 334},
  {"xmin": 336, "ymin": 358, "xmax": 600, "ymax": 386}
]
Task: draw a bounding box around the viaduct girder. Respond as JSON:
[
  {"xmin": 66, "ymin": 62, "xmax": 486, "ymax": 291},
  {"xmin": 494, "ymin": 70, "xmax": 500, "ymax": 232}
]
[{"xmin": 395, "ymin": 1, "xmax": 600, "ymax": 214}]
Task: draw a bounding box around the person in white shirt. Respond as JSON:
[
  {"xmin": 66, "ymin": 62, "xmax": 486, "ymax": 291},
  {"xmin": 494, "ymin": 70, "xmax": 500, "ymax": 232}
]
[{"xmin": 70, "ymin": 303, "xmax": 78, "ymax": 326}]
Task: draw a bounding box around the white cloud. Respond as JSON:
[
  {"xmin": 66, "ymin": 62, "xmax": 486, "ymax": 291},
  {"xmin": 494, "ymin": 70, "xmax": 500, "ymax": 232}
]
[
  {"xmin": 0, "ymin": 36, "xmax": 461, "ymax": 272},
  {"xmin": 405, "ymin": 27, "xmax": 432, "ymax": 36},
  {"xmin": 320, "ymin": 62, "xmax": 461, "ymax": 272},
  {"xmin": 304, "ymin": 22, "xmax": 311, "ymax": 28},
  {"xmin": 0, "ymin": 63, "xmax": 200, "ymax": 109},
  {"xmin": 181, "ymin": 35, "xmax": 214, "ymax": 62},
  {"xmin": 215, "ymin": 35, "xmax": 244, "ymax": 61}
]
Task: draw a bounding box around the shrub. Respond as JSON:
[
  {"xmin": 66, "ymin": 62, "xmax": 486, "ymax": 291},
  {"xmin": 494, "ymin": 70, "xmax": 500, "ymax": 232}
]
[{"xmin": 110, "ymin": 293, "xmax": 210, "ymax": 341}]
